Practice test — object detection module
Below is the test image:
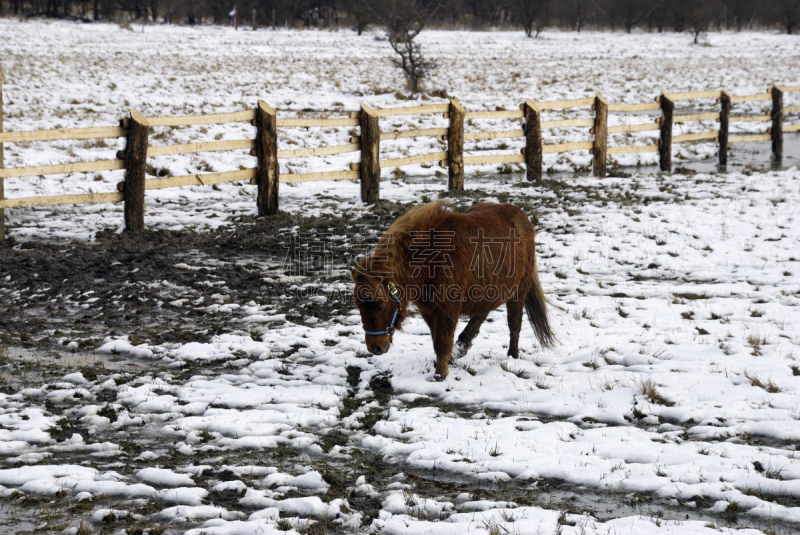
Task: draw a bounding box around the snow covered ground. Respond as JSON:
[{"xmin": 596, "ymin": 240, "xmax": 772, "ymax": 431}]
[
  {"xmin": 2, "ymin": 19, "xmax": 799, "ymax": 240},
  {"xmin": 0, "ymin": 19, "xmax": 799, "ymax": 535}
]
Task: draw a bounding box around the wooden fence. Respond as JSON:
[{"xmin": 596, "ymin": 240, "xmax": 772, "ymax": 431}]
[{"xmin": 0, "ymin": 63, "xmax": 798, "ymax": 238}]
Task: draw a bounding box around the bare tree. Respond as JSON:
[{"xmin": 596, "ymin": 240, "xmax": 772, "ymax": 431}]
[
  {"xmin": 371, "ymin": 0, "xmax": 444, "ymax": 92},
  {"xmin": 777, "ymin": 0, "xmax": 800, "ymax": 33},
  {"xmin": 619, "ymin": 0, "xmax": 639, "ymax": 32},
  {"xmin": 686, "ymin": 1, "xmax": 711, "ymax": 43},
  {"xmin": 513, "ymin": 0, "xmax": 547, "ymax": 37},
  {"xmin": 569, "ymin": 0, "xmax": 589, "ymax": 31},
  {"xmin": 344, "ymin": 0, "xmax": 375, "ymax": 34},
  {"xmin": 728, "ymin": 0, "xmax": 754, "ymax": 30}
]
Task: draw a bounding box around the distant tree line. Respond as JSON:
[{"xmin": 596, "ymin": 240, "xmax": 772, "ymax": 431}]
[{"xmin": 1, "ymin": 0, "xmax": 799, "ymax": 35}]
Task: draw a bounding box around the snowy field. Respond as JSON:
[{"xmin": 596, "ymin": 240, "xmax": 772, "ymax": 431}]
[{"xmin": 0, "ymin": 19, "xmax": 800, "ymax": 535}]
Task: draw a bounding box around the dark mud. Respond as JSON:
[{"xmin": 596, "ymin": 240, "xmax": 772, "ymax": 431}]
[{"xmin": 0, "ymin": 200, "xmax": 419, "ymax": 350}]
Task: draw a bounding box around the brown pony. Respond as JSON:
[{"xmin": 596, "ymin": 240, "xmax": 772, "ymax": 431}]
[{"xmin": 352, "ymin": 200, "xmax": 554, "ymax": 380}]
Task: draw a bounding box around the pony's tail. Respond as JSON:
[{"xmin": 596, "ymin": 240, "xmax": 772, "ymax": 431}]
[{"xmin": 525, "ymin": 254, "xmax": 556, "ymax": 349}]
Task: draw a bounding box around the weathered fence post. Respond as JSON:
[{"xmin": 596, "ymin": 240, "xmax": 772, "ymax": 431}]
[
  {"xmin": 593, "ymin": 94, "xmax": 608, "ymax": 178},
  {"xmin": 772, "ymin": 85, "xmax": 783, "ymax": 160},
  {"xmin": 718, "ymin": 90, "xmax": 731, "ymax": 166},
  {"xmin": 255, "ymin": 100, "xmax": 279, "ymax": 216},
  {"xmin": 123, "ymin": 110, "xmax": 149, "ymax": 232},
  {"xmin": 359, "ymin": 103, "xmax": 380, "ymax": 203},
  {"xmin": 523, "ymin": 99, "xmax": 542, "ymax": 182},
  {"xmin": 659, "ymin": 91, "xmax": 674, "ymax": 172},
  {"xmin": 0, "ymin": 64, "xmax": 4, "ymax": 240},
  {"xmin": 447, "ymin": 97, "xmax": 465, "ymax": 191}
]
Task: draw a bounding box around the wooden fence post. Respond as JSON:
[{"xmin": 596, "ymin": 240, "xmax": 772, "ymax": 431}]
[
  {"xmin": 772, "ymin": 85, "xmax": 783, "ymax": 160},
  {"xmin": 718, "ymin": 90, "xmax": 731, "ymax": 166},
  {"xmin": 255, "ymin": 100, "xmax": 279, "ymax": 216},
  {"xmin": 593, "ymin": 94, "xmax": 608, "ymax": 178},
  {"xmin": 359, "ymin": 103, "xmax": 380, "ymax": 203},
  {"xmin": 659, "ymin": 91, "xmax": 674, "ymax": 172},
  {"xmin": 447, "ymin": 97, "xmax": 465, "ymax": 191},
  {"xmin": 523, "ymin": 99, "xmax": 542, "ymax": 182},
  {"xmin": 0, "ymin": 63, "xmax": 4, "ymax": 241},
  {"xmin": 123, "ymin": 110, "xmax": 149, "ymax": 232}
]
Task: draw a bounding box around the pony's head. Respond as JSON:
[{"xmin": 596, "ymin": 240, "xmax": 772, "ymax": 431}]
[{"xmin": 352, "ymin": 257, "xmax": 406, "ymax": 356}]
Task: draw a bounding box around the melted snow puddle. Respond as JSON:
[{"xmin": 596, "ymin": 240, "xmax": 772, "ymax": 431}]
[{"xmin": 3, "ymin": 346, "xmax": 138, "ymax": 372}]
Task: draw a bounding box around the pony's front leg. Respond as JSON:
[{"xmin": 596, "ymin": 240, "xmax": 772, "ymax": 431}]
[
  {"xmin": 456, "ymin": 312, "xmax": 489, "ymax": 355},
  {"xmin": 431, "ymin": 315, "xmax": 458, "ymax": 381}
]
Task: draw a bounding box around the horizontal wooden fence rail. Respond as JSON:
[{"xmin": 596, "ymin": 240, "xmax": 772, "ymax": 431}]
[
  {"xmin": 542, "ymin": 141, "xmax": 596, "ymax": 153},
  {"xmin": 666, "ymin": 90, "xmax": 722, "ymax": 101},
  {"xmin": 0, "ymin": 126, "xmax": 127, "ymax": 143},
  {"xmin": 608, "ymin": 123, "xmax": 660, "ymax": 134},
  {"xmin": 0, "ymin": 192, "xmax": 122, "ymax": 209},
  {"xmin": 730, "ymin": 115, "xmax": 772, "ymax": 123},
  {"xmin": 607, "ymin": 145, "xmax": 659, "ymax": 155},
  {"xmin": 464, "ymin": 129, "xmax": 524, "ymax": 141},
  {"xmin": 281, "ymin": 170, "xmax": 360, "ymax": 183},
  {"xmin": 277, "ymin": 143, "xmax": 360, "ymax": 159},
  {"xmin": 730, "ymin": 134, "xmax": 772, "ymax": 143},
  {"xmin": 464, "ymin": 110, "xmax": 524, "ymax": 120},
  {"xmin": 537, "ymin": 97, "xmax": 596, "ymax": 110},
  {"xmin": 347, "ymin": 128, "xmax": 448, "ymax": 143},
  {"xmin": 147, "ymin": 139, "xmax": 255, "ymax": 157},
  {"xmin": 351, "ymin": 151, "xmax": 449, "ymax": 172},
  {"xmin": 0, "ymin": 80, "xmax": 798, "ymax": 239},
  {"xmin": 608, "ymin": 102, "xmax": 661, "ymax": 112},
  {"xmin": 674, "ymin": 112, "xmax": 721, "ymax": 123},
  {"xmin": 543, "ymin": 118, "xmax": 595, "ymax": 129},
  {"xmin": 145, "ymin": 110, "xmax": 255, "ymax": 127},
  {"xmin": 0, "ymin": 159, "xmax": 125, "ymax": 179},
  {"xmin": 116, "ymin": 168, "xmax": 259, "ymax": 192},
  {"xmin": 674, "ymin": 131, "xmax": 719, "ymax": 143},
  {"xmin": 731, "ymin": 93, "xmax": 772, "ymax": 103},
  {"xmin": 373, "ymin": 104, "xmax": 449, "ymax": 117},
  {"xmin": 463, "ymin": 154, "xmax": 525, "ymax": 166},
  {"xmin": 278, "ymin": 117, "xmax": 358, "ymax": 127}
]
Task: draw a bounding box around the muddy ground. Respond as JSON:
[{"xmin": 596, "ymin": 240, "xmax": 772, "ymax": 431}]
[{"xmin": 0, "ymin": 177, "xmax": 793, "ymax": 534}]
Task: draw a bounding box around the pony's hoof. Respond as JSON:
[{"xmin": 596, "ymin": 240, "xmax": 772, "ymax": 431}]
[
  {"xmin": 432, "ymin": 373, "xmax": 447, "ymax": 382},
  {"xmin": 453, "ymin": 342, "xmax": 470, "ymax": 358}
]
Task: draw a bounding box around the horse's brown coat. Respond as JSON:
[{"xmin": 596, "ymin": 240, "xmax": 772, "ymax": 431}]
[{"xmin": 352, "ymin": 201, "xmax": 554, "ymax": 380}]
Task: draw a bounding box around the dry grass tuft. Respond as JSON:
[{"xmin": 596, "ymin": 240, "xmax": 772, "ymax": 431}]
[
  {"xmin": 639, "ymin": 378, "xmax": 675, "ymax": 407},
  {"xmin": 747, "ymin": 333, "xmax": 767, "ymax": 356},
  {"xmin": 500, "ymin": 361, "xmax": 527, "ymax": 379},
  {"xmin": 743, "ymin": 370, "xmax": 781, "ymax": 393}
]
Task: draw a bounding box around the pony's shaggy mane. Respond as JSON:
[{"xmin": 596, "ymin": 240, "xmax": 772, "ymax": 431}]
[{"xmin": 356, "ymin": 200, "xmax": 452, "ymax": 280}]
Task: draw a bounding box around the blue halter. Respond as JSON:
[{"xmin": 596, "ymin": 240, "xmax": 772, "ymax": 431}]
[{"xmin": 364, "ymin": 283, "xmax": 402, "ymax": 336}]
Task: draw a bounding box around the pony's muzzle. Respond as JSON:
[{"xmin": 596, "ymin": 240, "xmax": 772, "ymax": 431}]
[{"xmin": 365, "ymin": 336, "xmax": 391, "ymax": 356}]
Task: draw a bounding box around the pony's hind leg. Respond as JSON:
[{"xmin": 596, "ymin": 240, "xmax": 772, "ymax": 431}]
[
  {"xmin": 432, "ymin": 315, "xmax": 458, "ymax": 381},
  {"xmin": 506, "ymin": 297, "xmax": 524, "ymax": 359},
  {"xmin": 455, "ymin": 313, "xmax": 489, "ymax": 356}
]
